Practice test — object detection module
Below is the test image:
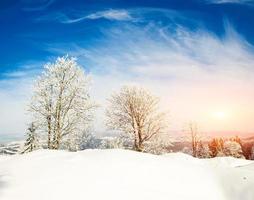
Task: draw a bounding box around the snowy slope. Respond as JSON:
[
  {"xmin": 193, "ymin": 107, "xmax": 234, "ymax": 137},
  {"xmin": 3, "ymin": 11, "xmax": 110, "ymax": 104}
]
[{"xmin": 0, "ymin": 149, "xmax": 253, "ymax": 200}]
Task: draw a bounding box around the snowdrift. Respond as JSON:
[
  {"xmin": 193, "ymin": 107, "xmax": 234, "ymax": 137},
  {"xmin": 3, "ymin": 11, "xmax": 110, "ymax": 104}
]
[{"xmin": 0, "ymin": 149, "xmax": 253, "ymax": 200}]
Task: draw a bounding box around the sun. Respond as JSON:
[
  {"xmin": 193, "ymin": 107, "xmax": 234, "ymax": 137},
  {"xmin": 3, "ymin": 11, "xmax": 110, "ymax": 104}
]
[{"xmin": 212, "ymin": 111, "xmax": 228, "ymax": 120}]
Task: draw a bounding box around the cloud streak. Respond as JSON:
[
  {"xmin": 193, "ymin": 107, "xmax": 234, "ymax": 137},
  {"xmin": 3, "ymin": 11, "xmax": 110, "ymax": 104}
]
[
  {"xmin": 22, "ymin": 0, "xmax": 55, "ymax": 11},
  {"xmin": 207, "ymin": 0, "xmax": 254, "ymax": 5},
  {"xmin": 36, "ymin": 9, "xmax": 133, "ymax": 24},
  {"xmin": 84, "ymin": 9, "xmax": 133, "ymax": 21}
]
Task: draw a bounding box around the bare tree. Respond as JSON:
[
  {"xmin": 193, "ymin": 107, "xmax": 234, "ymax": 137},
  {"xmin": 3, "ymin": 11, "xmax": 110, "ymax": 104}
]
[
  {"xmin": 29, "ymin": 56, "xmax": 95, "ymax": 150},
  {"xmin": 106, "ymin": 86, "xmax": 166, "ymax": 152},
  {"xmin": 187, "ymin": 122, "xmax": 200, "ymax": 157}
]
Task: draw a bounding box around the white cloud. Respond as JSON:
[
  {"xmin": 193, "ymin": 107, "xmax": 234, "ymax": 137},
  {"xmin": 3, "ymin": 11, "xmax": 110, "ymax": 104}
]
[
  {"xmin": 0, "ymin": 62, "xmax": 43, "ymax": 136},
  {"xmin": 0, "ymin": 77, "xmax": 34, "ymax": 136},
  {"xmin": 36, "ymin": 9, "xmax": 133, "ymax": 24},
  {"xmin": 85, "ymin": 9, "xmax": 133, "ymax": 21}
]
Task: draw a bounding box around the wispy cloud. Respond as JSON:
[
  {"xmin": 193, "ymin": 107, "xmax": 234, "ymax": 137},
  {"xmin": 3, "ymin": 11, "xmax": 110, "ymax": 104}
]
[
  {"xmin": 84, "ymin": 9, "xmax": 133, "ymax": 21},
  {"xmin": 207, "ymin": 0, "xmax": 254, "ymax": 5},
  {"xmin": 36, "ymin": 9, "xmax": 133, "ymax": 24},
  {"xmin": 45, "ymin": 20, "xmax": 254, "ymax": 132},
  {"xmin": 22, "ymin": 0, "xmax": 55, "ymax": 11}
]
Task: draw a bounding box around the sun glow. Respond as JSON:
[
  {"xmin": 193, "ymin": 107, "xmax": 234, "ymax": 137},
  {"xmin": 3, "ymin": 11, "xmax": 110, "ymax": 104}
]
[{"xmin": 212, "ymin": 111, "xmax": 228, "ymax": 120}]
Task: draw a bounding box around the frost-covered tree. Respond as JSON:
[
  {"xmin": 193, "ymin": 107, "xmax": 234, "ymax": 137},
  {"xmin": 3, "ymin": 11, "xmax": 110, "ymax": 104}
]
[
  {"xmin": 106, "ymin": 86, "xmax": 166, "ymax": 152},
  {"xmin": 79, "ymin": 132, "xmax": 102, "ymax": 150},
  {"xmin": 22, "ymin": 122, "xmax": 39, "ymax": 153},
  {"xmin": 208, "ymin": 137, "xmax": 244, "ymax": 158},
  {"xmin": 99, "ymin": 136, "xmax": 126, "ymax": 149},
  {"xmin": 143, "ymin": 135, "xmax": 172, "ymax": 155},
  {"xmin": 251, "ymin": 145, "xmax": 254, "ymax": 160},
  {"xmin": 29, "ymin": 56, "xmax": 95, "ymax": 150},
  {"xmin": 187, "ymin": 122, "xmax": 200, "ymax": 157},
  {"xmin": 208, "ymin": 138, "xmax": 224, "ymax": 157},
  {"xmin": 224, "ymin": 141, "xmax": 244, "ymax": 158}
]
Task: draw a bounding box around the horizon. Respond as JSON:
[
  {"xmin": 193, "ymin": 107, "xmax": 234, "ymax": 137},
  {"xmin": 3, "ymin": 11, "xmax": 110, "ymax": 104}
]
[
  {"xmin": 1, "ymin": 0, "xmax": 254, "ymax": 138},
  {"xmin": 1, "ymin": 130, "xmax": 254, "ymax": 144}
]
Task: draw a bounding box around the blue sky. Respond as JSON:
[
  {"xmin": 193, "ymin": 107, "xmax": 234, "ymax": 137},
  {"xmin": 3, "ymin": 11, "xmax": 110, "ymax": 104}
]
[
  {"xmin": 1, "ymin": 0, "xmax": 254, "ymax": 137},
  {"xmin": 1, "ymin": 0, "xmax": 254, "ymax": 75}
]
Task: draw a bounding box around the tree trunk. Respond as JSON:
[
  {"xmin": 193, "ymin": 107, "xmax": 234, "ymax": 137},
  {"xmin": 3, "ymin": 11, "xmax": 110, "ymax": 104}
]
[{"xmin": 47, "ymin": 116, "xmax": 52, "ymax": 149}]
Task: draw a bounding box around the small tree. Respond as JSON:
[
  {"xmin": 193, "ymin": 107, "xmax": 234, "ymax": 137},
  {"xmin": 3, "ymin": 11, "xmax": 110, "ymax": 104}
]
[
  {"xmin": 106, "ymin": 86, "xmax": 166, "ymax": 152},
  {"xmin": 22, "ymin": 122, "xmax": 39, "ymax": 153},
  {"xmin": 186, "ymin": 122, "xmax": 200, "ymax": 157}
]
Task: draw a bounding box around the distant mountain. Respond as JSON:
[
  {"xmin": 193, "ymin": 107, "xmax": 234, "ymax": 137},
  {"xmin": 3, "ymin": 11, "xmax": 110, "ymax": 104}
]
[
  {"xmin": 205, "ymin": 131, "xmax": 254, "ymax": 138},
  {"xmin": 168, "ymin": 130, "xmax": 254, "ymax": 141}
]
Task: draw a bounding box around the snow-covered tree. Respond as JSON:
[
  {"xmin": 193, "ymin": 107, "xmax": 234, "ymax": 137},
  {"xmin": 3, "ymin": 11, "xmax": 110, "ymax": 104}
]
[
  {"xmin": 79, "ymin": 132, "xmax": 101, "ymax": 150},
  {"xmin": 251, "ymin": 145, "xmax": 254, "ymax": 160},
  {"xmin": 106, "ymin": 86, "xmax": 166, "ymax": 152},
  {"xmin": 29, "ymin": 56, "xmax": 95, "ymax": 150},
  {"xmin": 143, "ymin": 135, "xmax": 172, "ymax": 155},
  {"xmin": 224, "ymin": 141, "xmax": 244, "ymax": 158},
  {"xmin": 208, "ymin": 137, "xmax": 244, "ymax": 158},
  {"xmin": 22, "ymin": 122, "xmax": 39, "ymax": 153}
]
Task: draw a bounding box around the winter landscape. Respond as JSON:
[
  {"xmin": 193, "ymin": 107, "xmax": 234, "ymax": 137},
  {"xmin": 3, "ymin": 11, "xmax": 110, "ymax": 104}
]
[{"xmin": 1, "ymin": 0, "xmax": 254, "ymax": 200}]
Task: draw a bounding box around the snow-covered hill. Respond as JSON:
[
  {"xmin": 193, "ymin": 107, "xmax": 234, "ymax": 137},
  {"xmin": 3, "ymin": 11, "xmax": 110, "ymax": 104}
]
[
  {"xmin": 0, "ymin": 149, "xmax": 253, "ymax": 200},
  {"xmin": 0, "ymin": 141, "xmax": 23, "ymax": 155}
]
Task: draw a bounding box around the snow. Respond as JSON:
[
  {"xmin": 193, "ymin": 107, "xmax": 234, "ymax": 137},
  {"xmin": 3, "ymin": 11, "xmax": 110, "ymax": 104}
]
[{"xmin": 0, "ymin": 149, "xmax": 253, "ymax": 200}]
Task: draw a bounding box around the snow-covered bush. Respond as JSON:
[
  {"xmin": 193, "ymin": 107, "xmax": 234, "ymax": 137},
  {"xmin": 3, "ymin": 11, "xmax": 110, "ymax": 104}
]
[
  {"xmin": 143, "ymin": 136, "xmax": 172, "ymax": 155},
  {"xmin": 223, "ymin": 141, "xmax": 244, "ymax": 158}
]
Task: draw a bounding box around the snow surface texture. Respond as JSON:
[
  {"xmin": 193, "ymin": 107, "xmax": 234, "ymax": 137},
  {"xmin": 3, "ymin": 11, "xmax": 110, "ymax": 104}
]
[{"xmin": 0, "ymin": 149, "xmax": 253, "ymax": 200}]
